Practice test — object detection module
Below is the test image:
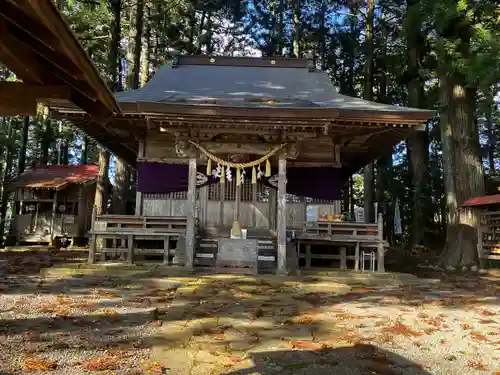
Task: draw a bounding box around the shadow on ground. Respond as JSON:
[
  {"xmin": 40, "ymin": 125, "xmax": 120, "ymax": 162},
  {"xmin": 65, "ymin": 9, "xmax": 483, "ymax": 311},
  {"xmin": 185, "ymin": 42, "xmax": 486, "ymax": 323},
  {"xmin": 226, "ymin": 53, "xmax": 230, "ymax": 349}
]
[{"xmin": 221, "ymin": 345, "xmax": 433, "ymax": 374}]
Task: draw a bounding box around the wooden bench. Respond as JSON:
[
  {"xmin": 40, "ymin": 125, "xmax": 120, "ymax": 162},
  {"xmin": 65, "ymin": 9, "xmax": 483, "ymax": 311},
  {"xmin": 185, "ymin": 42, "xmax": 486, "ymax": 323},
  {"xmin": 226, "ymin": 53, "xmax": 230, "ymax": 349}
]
[
  {"xmin": 88, "ymin": 210, "xmax": 190, "ymax": 264},
  {"xmin": 292, "ymin": 214, "xmax": 387, "ymax": 272}
]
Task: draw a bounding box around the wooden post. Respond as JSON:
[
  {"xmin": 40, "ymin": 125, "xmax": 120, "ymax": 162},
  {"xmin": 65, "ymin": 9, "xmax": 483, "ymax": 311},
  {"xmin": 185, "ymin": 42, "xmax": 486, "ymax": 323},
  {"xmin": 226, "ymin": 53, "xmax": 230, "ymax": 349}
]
[
  {"xmin": 199, "ymin": 186, "xmax": 208, "ymax": 226},
  {"xmin": 135, "ymin": 140, "xmax": 145, "ymax": 215},
  {"xmin": 219, "ymin": 181, "xmax": 225, "ymax": 226},
  {"xmin": 49, "ymin": 190, "xmax": 58, "ymax": 247},
  {"xmin": 252, "ymin": 182, "xmax": 257, "ymax": 228},
  {"xmin": 231, "ymin": 182, "xmax": 242, "ymax": 237},
  {"xmin": 305, "ymin": 243, "xmax": 312, "ymax": 269},
  {"xmin": 185, "ymin": 158, "xmax": 197, "ymax": 270},
  {"xmin": 276, "ymin": 154, "xmax": 287, "ymax": 275},
  {"xmin": 340, "ymin": 246, "xmax": 347, "ymax": 270},
  {"xmin": 354, "ymin": 242, "xmax": 360, "ymax": 271},
  {"xmin": 377, "ymin": 213, "xmax": 385, "ymax": 272}
]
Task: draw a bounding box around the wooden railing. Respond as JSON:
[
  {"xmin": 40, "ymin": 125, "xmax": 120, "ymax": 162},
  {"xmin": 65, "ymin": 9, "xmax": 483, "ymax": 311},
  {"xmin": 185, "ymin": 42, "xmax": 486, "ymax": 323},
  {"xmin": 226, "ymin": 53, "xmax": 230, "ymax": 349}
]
[
  {"xmin": 292, "ymin": 213, "xmax": 386, "ymax": 272},
  {"xmin": 88, "ymin": 210, "xmax": 191, "ymax": 264}
]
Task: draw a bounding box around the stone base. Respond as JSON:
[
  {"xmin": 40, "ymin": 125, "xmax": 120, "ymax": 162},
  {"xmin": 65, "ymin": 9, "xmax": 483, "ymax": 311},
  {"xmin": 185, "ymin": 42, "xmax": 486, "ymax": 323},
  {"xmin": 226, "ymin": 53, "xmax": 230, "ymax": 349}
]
[
  {"xmin": 172, "ymin": 236, "xmax": 186, "ymax": 266},
  {"xmin": 216, "ymin": 238, "xmax": 258, "ymax": 274}
]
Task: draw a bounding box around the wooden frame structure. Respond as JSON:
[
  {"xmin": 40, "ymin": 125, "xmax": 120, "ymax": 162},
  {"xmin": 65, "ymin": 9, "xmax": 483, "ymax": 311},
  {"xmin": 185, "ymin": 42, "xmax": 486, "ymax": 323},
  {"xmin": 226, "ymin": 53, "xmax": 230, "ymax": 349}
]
[
  {"xmin": 48, "ymin": 55, "xmax": 434, "ymax": 274},
  {"xmin": 0, "ymin": 0, "xmax": 121, "ymax": 118}
]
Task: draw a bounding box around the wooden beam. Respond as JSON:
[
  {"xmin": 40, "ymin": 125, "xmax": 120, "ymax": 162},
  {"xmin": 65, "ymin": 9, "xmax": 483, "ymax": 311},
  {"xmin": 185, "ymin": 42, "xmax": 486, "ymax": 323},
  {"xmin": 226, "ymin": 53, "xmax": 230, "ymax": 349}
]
[
  {"xmin": 0, "ymin": 82, "xmax": 72, "ymax": 100},
  {"xmin": 25, "ymin": 0, "xmax": 120, "ymax": 114},
  {"xmin": 0, "ymin": 97, "xmax": 37, "ymax": 116}
]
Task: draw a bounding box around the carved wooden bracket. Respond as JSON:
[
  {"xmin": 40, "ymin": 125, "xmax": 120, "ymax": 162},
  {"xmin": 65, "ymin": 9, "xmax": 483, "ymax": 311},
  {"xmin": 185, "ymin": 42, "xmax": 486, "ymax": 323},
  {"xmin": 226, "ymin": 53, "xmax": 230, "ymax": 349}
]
[
  {"xmin": 284, "ymin": 144, "xmax": 299, "ymax": 159},
  {"xmin": 174, "ymin": 138, "xmax": 198, "ymax": 158}
]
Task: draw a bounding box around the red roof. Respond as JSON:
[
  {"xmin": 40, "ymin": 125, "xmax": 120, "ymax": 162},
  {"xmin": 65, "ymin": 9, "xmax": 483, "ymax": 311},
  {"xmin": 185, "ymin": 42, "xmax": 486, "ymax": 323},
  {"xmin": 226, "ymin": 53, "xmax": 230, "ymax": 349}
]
[
  {"xmin": 13, "ymin": 164, "xmax": 99, "ymax": 190},
  {"xmin": 462, "ymin": 194, "xmax": 500, "ymax": 207}
]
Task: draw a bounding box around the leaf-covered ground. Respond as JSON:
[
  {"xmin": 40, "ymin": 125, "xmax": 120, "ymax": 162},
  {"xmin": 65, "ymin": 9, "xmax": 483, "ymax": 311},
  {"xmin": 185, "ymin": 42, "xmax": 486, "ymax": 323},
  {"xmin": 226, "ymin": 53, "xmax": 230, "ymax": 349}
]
[{"xmin": 0, "ymin": 250, "xmax": 499, "ymax": 374}]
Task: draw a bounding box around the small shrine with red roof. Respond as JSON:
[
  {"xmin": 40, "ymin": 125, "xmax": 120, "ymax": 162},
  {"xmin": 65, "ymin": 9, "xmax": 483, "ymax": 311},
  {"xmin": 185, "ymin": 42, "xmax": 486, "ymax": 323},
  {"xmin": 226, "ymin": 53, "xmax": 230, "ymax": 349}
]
[{"xmin": 7, "ymin": 164, "xmax": 101, "ymax": 247}]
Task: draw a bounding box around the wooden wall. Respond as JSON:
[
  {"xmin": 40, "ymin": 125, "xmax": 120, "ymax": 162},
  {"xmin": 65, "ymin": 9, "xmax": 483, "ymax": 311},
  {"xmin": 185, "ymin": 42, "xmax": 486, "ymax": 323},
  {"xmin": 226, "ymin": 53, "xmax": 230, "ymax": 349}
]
[{"xmin": 141, "ymin": 179, "xmax": 341, "ymax": 229}]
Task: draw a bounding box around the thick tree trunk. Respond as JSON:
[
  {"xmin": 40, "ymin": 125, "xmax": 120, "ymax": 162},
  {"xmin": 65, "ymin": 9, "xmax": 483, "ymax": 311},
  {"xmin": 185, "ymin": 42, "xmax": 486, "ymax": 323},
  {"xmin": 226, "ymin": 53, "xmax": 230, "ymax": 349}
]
[
  {"xmin": 112, "ymin": 158, "xmax": 129, "ymax": 214},
  {"xmin": 40, "ymin": 119, "xmax": 52, "ymax": 165},
  {"xmin": 126, "ymin": 0, "xmax": 144, "ymax": 90},
  {"xmin": 107, "ymin": 0, "xmax": 121, "ymax": 91},
  {"xmin": 17, "ymin": 116, "xmax": 29, "ymax": 174},
  {"xmin": 94, "ymin": 148, "xmax": 110, "ymax": 214},
  {"xmin": 439, "ymin": 74, "xmax": 485, "ymax": 268},
  {"xmin": 0, "ymin": 118, "xmax": 15, "ymax": 243},
  {"xmin": 140, "ymin": 1, "xmax": 151, "ymax": 86},
  {"xmin": 405, "ymin": 0, "xmax": 430, "ymax": 247},
  {"xmin": 363, "ymin": 0, "xmax": 375, "ymax": 223}
]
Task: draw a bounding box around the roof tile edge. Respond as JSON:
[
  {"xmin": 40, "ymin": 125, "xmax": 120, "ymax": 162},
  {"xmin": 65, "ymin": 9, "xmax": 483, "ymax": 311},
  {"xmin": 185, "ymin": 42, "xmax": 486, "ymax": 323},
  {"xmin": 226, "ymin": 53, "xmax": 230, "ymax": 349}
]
[{"xmin": 175, "ymin": 55, "xmax": 310, "ymax": 69}]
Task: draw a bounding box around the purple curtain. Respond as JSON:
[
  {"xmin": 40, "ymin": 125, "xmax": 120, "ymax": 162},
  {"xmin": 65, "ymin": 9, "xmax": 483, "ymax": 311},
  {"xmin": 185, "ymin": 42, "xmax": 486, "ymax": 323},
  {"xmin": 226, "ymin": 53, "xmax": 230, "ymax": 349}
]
[
  {"xmin": 137, "ymin": 162, "xmax": 342, "ymax": 200},
  {"xmin": 136, "ymin": 162, "xmax": 218, "ymax": 194}
]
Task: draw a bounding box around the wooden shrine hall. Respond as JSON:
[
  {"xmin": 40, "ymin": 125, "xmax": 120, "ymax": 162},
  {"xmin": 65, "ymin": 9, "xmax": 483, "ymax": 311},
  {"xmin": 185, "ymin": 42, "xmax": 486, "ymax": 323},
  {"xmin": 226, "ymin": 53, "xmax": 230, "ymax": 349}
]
[{"xmin": 47, "ymin": 55, "xmax": 435, "ymax": 274}]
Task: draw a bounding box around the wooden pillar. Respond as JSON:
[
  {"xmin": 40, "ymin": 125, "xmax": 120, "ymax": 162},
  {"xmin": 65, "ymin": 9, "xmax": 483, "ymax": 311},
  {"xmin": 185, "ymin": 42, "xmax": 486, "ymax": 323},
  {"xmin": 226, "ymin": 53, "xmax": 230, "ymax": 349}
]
[
  {"xmin": 231, "ymin": 182, "xmax": 242, "ymax": 237},
  {"xmin": 377, "ymin": 213, "xmax": 385, "ymax": 272},
  {"xmin": 49, "ymin": 190, "xmax": 58, "ymax": 246},
  {"xmin": 185, "ymin": 158, "xmax": 197, "ymax": 270},
  {"xmin": 135, "ymin": 140, "xmax": 145, "ymax": 216},
  {"xmin": 199, "ymin": 186, "xmax": 208, "ymax": 226},
  {"xmin": 268, "ymin": 188, "xmax": 276, "ymax": 230},
  {"xmin": 276, "ymin": 154, "xmax": 287, "ymax": 275},
  {"xmin": 219, "ymin": 182, "xmax": 225, "ymax": 226},
  {"xmin": 252, "ymin": 183, "xmax": 257, "ymax": 228}
]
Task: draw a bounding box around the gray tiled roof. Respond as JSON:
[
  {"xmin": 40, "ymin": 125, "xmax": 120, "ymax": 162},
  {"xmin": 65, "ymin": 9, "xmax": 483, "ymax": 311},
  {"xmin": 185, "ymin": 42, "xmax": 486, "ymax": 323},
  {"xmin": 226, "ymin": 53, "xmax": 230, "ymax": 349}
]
[{"xmin": 115, "ymin": 64, "xmax": 430, "ymax": 113}]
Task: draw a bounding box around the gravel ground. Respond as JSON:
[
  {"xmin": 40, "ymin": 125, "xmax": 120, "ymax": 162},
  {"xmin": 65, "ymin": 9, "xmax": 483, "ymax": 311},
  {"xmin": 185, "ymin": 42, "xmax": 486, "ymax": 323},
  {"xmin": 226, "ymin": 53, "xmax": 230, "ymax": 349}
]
[
  {"xmin": 0, "ymin": 251, "xmax": 499, "ymax": 375},
  {"xmin": 0, "ymin": 252, "xmax": 176, "ymax": 375}
]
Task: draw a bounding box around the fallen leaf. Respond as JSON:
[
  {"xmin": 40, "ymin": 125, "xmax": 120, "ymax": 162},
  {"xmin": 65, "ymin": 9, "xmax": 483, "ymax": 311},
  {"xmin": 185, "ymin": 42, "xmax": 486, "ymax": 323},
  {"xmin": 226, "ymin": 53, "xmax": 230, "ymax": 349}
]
[
  {"xmin": 23, "ymin": 358, "xmax": 58, "ymax": 372},
  {"xmin": 479, "ymin": 319, "xmax": 496, "ymax": 324},
  {"xmin": 461, "ymin": 323, "xmax": 472, "ymax": 330},
  {"xmin": 467, "ymin": 359, "xmax": 488, "ymax": 371},
  {"xmin": 288, "ymin": 340, "xmax": 325, "ymax": 350},
  {"xmin": 470, "ymin": 332, "xmax": 489, "ymax": 342},
  {"xmin": 149, "ymin": 320, "xmax": 163, "ymax": 327},
  {"xmin": 83, "ymin": 356, "xmax": 120, "ymax": 371},
  {"xmin": 480, "ymin": 310, "xmax": 496, "ymax": 317}
]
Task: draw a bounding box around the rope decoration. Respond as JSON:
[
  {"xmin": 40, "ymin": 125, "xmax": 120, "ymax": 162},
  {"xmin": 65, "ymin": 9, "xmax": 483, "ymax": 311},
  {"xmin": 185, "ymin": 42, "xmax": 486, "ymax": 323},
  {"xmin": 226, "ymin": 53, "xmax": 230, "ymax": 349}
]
[{"xmin": 188, "ymin": 140, "xmax": 287, "ymax": 186}]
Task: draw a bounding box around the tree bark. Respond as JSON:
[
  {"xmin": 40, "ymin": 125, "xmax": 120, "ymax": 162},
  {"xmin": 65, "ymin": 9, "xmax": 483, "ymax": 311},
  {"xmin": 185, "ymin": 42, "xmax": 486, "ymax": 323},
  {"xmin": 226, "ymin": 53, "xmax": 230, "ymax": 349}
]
[
  {"xmin": 126, "ymin": 0, "xmax": 144, "ymax": 90},
  {"xmin": 94, "ymin": 148, "xmax": 110, "ymax": 215},
  {"xmin": 363, "ymin": 0, "xmax": 375, "ymax": 223},
  {"xmin": 292, "ymin": 0, "xmax": 301, "ymax": 58},
  {"xmin": 17, "ymin": 116, "xmax": 29, "ymax": 174},
  {"xmin": 81, "ymin": 136, "xmax": 89, "ymax": 164},
  {"xmin": 112, "ymin": 158, "xmax": 129, "ymax": 214},
  {"xmin": 107, "ymin": 0, "xmax": 121, "ymax": 91},
  {"xmin": 439, "ymin": 74, "xmax": 485, "ymax": 268},
  {"xmin": 0, "ymin": 118, "xmax": 16, "ymax": 243},
  {"xmin": 405, "ymin": 0, "xmax": 430, "ymax": 247}
]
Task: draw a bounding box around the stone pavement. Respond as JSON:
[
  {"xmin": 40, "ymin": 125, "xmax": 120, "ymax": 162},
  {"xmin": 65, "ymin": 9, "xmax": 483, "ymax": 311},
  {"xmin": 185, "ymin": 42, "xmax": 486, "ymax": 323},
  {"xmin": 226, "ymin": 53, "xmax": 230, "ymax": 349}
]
[{"xmin": 150, "ymin": 274, "xmax": 432, "ymax": 375}]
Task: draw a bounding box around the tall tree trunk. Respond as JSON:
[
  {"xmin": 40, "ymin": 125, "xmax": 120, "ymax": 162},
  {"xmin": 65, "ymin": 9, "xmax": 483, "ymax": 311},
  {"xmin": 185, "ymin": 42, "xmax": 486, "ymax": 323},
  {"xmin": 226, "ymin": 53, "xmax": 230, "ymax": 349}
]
[
  {"xmin": 107, "ymin": 0, "xmax": 121, "ymax": 91},
  {"xmin": 126, "ymin": 0, "xmax": 144, "ymax": 90},
  {"xmin": 292, "ymin": 0, "xmax": 301, "ymax": 57},
  {"xmin": 363, "ymin": 0, "xmax": 375, "ymax": 223},
  {"xmin": 0, "ymin": 118, "xmax": 15, "ymax": 243},
  {"xmin": 140, "ymin": 0, "xmax": 152, "ymax": 86},
  {"xmin": 112, "ymin": 158, "xmax": 129, "ymax": 214},
  {"xmin": 81, "ymin": 136, "xmax": 89, "ymax": 164},
  {"xmin": 94, "ymin": 148, "xmax": 110, "ymax": 214},
  {"xmin": 17, "ymin": 116, "xmax": 29, "ymax": 174},
  {"xmin": 405, "ymin": 0, "xmax": 430, "ymax": 247},
  {"xmin": 40, "ymin": 118, "xmax": 52, "ymax": 165},
  {"xmin": 439, "ymin": 73, "xmax": 485, "ymax": 268},
  {"xmin": 205, "ymin": 11, "xmax": 213, "ymax": 54}
]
